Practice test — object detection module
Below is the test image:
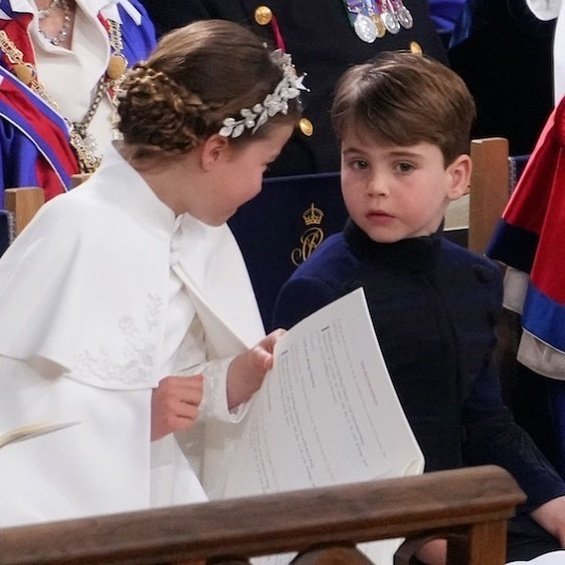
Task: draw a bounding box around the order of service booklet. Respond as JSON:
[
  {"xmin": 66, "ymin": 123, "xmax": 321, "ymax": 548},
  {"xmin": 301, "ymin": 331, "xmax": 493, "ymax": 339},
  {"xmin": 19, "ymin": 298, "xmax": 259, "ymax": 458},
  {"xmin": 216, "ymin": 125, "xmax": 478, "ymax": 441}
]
[{"xmin": 217, "ymin": 287, "xmax": 425, "ymax": 564}]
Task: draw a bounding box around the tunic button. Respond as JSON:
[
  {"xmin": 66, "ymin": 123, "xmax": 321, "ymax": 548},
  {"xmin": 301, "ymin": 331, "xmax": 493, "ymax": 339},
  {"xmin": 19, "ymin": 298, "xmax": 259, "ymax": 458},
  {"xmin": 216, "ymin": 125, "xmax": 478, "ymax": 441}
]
[
  {"xmin": 255, "ymin": 6, "xmax": 273, "ymax": 26},
  {"xmin": 299, "ymin": 117, "xmax": 314, "ymax": 136},
  {"xmin": 410, "ymin": 41, "xmax": 423, "ymax": 55}
]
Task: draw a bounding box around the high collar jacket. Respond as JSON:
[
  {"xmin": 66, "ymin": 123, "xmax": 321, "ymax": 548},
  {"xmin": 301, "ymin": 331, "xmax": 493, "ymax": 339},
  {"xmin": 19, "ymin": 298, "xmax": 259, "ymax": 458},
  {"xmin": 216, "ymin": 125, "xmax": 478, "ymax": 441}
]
[{"xmin": 273, "ymin": 220, "xmax": 565, "ymax": 512}]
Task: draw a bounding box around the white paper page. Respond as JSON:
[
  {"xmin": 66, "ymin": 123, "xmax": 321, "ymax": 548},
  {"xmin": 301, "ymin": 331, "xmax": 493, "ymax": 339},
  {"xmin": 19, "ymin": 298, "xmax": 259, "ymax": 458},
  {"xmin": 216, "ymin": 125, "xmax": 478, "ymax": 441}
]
[{"xmin": 221, "ymin": 288, "xmax": 424, "ymax": 564}]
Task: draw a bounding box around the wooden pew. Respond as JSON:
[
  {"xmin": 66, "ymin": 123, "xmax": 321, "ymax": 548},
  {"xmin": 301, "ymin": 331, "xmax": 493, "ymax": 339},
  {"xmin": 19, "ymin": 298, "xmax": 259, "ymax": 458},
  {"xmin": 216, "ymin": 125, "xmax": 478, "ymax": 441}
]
[{"xmin": 0, "ymin": 465, "xmax": 525, "ymax": 565}]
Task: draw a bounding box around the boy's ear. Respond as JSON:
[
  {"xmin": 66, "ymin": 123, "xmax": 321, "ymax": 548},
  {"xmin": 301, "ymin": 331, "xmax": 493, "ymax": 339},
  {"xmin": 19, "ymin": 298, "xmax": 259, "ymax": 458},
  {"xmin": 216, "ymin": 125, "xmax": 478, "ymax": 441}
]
[
  {"xmin": 446, "ymin": 154, "xmax": 472, "ymax": 201},
  {"xmin": 199, "ymin": 134, "xmax": 230, "ymax": 171}
]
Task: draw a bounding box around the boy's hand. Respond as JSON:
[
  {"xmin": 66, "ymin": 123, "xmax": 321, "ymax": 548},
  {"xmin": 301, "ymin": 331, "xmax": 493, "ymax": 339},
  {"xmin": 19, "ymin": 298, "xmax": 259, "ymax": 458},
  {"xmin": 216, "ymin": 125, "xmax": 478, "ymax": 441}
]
[
  {"xmin": 531, "ymin": 495, "xmax": 565, "ymax": 547},
  {"xmin": 415, "ymin": 538, "xmax": 447, "ymax": 565},
  {"xmin": 227, "ymin": 329, "xmax": 286, "ymax": 409},
  {"xmin": 151, "ymin": 375, "xmax": 204, "ymax": 441}
]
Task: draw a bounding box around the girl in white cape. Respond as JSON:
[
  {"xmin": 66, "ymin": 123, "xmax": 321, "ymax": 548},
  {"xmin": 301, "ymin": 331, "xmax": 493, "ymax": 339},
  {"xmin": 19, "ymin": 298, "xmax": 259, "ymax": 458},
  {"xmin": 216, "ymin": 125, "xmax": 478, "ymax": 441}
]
[{"xmin": 0, "ymin": 19, "xmax": 305, "ymax": 526}]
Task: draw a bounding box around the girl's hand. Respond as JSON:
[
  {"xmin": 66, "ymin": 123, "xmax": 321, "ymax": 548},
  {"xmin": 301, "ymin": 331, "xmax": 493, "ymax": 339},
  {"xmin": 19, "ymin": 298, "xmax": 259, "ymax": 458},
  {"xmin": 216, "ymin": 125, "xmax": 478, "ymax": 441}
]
[
  {"xmin": 151, "ymin": 374, "xmax": 204, "ymax": 441},
  {"xmin": 226, "ymin": 329, "xmax": 286, "ymax": 409}
]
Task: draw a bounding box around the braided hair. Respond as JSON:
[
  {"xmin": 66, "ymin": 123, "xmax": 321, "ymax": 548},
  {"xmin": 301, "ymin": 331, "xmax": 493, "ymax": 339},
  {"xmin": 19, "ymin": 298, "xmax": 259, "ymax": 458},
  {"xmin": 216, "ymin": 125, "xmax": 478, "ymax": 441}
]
[{"xmin": 117, "ymin": 19, "xmax": 301, "ymax": 160}]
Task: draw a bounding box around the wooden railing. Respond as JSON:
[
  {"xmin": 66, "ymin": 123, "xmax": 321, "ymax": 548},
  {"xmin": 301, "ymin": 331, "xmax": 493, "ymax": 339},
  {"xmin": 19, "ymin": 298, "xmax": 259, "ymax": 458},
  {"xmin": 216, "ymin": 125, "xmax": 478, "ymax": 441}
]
[{"xmin": 0, "ymin": 465, "xmax": 525, "ymax": 565}]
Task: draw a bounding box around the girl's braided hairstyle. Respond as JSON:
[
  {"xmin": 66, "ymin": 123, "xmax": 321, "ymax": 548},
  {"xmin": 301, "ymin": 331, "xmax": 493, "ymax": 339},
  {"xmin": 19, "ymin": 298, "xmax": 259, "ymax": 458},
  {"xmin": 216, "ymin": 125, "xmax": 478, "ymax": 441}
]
[{"xmin": 117, "ymin": 19, "xmax": 301, "ymax": 159}]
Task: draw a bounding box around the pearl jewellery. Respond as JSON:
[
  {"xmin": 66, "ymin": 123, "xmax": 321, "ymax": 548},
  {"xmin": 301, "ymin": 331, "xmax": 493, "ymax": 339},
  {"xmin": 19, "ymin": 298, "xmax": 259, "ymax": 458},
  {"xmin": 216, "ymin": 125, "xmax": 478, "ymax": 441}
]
[
  {"xmin": 37, "ymin": 0, "xmax": 72, "ymax": 46},
  {"xmin": 219, "ymin": 50, "xmax": 307, "ymax": 138}
]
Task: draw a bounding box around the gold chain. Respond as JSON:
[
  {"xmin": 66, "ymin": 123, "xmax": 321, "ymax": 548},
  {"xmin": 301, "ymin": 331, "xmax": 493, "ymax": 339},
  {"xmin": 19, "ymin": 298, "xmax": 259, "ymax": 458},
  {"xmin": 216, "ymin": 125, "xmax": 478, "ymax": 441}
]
[
  {"xmin": 0, "ymin": 30, "xmax": 58, "ymax": 107},
  {"xmin": 0, "ymin": 19, "xmax": 127, "ymax": 174}
]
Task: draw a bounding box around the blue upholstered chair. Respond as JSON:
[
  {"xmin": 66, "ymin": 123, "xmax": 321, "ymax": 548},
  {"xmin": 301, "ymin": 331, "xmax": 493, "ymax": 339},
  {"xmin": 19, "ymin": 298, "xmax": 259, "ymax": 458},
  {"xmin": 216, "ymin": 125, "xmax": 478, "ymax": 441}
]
[{"xmin": 229, "ymin": 172, "xmax": 347, "ymax": 330}]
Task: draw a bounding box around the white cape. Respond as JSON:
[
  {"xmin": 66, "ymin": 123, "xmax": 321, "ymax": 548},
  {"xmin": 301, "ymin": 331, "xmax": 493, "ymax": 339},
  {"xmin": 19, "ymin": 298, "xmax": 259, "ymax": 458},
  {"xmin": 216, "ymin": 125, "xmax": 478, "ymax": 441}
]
[{"xmin": 0, "ymin": 144, "xmax": 265, "ymax": 526}]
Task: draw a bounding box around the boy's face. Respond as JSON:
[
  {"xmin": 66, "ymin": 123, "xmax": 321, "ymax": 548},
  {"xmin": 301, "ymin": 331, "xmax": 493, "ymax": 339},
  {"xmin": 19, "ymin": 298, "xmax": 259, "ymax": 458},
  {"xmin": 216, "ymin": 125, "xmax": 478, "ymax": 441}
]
[{"xmin": 340, "ymin": 130, "xmax": 470, "ymax": 243}]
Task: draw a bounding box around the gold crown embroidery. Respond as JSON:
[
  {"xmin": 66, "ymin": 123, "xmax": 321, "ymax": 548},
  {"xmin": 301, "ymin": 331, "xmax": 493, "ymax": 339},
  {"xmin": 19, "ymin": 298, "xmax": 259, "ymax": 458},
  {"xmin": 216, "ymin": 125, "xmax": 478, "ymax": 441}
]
[
  {"xmin": 292, "ymin": 202, "xmax": 325, "ymax": 266},
  {"xmin": 302, "ymin": 203, "xmax": 324, "ymax": 226}
]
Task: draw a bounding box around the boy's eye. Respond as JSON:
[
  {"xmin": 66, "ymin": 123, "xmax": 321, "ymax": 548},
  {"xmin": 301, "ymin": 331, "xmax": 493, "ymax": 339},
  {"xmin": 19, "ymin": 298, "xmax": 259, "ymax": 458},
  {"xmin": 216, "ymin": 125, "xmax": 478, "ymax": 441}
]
[
  {"xmin": 395, "ymin": 162, "xmax": 415, "ymax": 173},
  {"xmin": 351, "ymin": 159, "xmax": 369, "ymax": 170}
]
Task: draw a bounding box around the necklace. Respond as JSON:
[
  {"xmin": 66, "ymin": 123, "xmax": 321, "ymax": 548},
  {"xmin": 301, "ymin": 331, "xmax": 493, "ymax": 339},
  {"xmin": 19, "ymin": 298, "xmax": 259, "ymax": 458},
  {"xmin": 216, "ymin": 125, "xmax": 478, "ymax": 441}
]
[
  {"xmin": 36, "ymin": 0, "xmax": 57, "ymax": 20},
  {"xmin": 38, "ymin": 0, "xmax": 72, "ymax": 46}
]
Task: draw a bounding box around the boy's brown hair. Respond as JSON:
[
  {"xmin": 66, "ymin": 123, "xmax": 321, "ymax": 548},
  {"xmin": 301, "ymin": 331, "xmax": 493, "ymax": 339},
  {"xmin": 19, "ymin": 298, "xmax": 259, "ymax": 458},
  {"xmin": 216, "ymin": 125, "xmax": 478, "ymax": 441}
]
[{"xmin": 331, "ymin": 52, "xmax": 476, "ymax": 166}]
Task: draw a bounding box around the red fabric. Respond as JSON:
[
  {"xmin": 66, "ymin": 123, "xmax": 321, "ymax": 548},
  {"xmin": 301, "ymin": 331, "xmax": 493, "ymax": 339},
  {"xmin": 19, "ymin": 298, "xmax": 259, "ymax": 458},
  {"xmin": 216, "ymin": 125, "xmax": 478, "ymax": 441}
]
[{"xmin": 502, "ymin": 97, "xmax": 565, "ymax": 304}]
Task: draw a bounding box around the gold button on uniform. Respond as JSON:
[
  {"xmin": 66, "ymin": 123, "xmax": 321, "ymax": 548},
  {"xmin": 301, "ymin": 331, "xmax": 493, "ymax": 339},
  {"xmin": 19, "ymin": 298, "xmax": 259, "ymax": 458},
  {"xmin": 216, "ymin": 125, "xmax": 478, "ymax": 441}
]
[
  {"xmin": 410, "ymin": 41, "xmax": 423, "ymax": 55},
  {"xmin": 255, "ymin": 6, "xmax": 273, "ymax": 26},
  {"xmin": 299, "ymin": 118, "xmax": 314, "ymax": 136}
]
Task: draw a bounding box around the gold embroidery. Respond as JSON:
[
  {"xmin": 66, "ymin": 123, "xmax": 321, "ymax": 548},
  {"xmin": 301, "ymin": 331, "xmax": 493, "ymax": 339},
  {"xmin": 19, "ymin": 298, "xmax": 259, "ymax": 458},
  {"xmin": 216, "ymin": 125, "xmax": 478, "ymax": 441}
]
[{"xmin": 291, "ymin": 203, "xmax": 325, "ymax": 266}]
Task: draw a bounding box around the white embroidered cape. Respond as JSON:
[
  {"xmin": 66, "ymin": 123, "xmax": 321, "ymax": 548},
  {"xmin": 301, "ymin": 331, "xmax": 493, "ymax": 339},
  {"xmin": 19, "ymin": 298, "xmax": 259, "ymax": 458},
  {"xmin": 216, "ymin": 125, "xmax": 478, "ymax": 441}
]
[{"xmin": 0, "ymin": 143, "xmax": 265, "ymax": 525}]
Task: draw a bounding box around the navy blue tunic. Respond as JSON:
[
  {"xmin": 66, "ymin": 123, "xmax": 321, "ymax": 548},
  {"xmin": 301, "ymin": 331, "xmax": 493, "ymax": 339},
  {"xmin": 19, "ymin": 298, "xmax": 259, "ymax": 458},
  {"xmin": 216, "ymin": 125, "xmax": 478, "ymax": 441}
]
[{"xmin": 273, "ymin": 220, "xmax": 565, "ymax": 514}]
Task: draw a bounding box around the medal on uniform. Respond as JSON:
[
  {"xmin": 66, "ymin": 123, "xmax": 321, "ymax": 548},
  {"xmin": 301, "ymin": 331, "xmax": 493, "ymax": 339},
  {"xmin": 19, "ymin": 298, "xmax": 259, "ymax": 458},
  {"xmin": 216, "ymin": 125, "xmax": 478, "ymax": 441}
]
[
  {"xmin": 382, "ymin": 9, "xmax": 400, "ymax": 34},
  {"xmin": 374, "ymin": 0, "xmax": 399, "ymax": 34},
  {"xmin": 344, "ymin": 0, "xmax": 379, "ymax": 42},
  {"xmin": 365, "ymin": 0, "xmax": 386, "ymax": 39},
  {"xmin": 342, "ymin": 0, "xmax": 415, "ymax": 40},
  {"xmin": 372, "ymin": 13, "xmax": 387, "ymax": 38},
  {"xmin": 397, "ymin": 7, "xmax": 413, "ymax": 28},
  {"xmin": 391, "ymin": 0, "xmax": 413, "ymax": 29},
  {"xmin": 354, "ymin": 12, "xmax": 378, "ymax": 42}
]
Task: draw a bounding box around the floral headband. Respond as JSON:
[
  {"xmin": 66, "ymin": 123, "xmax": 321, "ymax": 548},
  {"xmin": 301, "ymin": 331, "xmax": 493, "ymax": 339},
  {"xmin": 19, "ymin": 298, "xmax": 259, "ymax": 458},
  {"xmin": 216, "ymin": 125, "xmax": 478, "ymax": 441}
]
[{"xmin": 219, "ymin": 50, "xmax": 307, "ymax": 138}]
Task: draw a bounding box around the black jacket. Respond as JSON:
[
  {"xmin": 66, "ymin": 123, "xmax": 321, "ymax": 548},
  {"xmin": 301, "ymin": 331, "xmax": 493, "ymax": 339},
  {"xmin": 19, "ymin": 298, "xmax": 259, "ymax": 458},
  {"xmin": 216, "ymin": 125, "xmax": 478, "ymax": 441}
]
[{"xmin": 448, "ymin": 0, "xmax": 556, "ymax": 155}]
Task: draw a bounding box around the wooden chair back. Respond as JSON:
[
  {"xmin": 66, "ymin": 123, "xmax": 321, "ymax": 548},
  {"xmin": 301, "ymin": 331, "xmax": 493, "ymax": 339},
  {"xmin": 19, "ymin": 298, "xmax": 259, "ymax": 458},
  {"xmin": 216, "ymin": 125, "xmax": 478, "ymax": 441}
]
[
  {"xmin": 1, "ymin": 173, "xmax": 88, "ymax": 247},
  {"xmin": 4, "ymin": 187, "xmax": 45, "ymax": 237},
  {"xmin": 0, "ymin": 465, "xmax": 525, "ymax": 565},
  {"xmin": 468, "ymin": 138, "xmax": 511, "ymax": 254}
]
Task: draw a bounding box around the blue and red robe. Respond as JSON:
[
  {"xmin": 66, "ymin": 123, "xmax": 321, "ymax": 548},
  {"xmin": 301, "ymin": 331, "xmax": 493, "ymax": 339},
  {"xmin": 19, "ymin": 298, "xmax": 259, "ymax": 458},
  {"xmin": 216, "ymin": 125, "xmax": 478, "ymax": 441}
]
[
  {"xmin": 487, "ymin": 96, "xmax": 565, "ymax": 378},
  {"xmin": 0, "ymin": 0, "xmax": 155, "ymax": 207}
]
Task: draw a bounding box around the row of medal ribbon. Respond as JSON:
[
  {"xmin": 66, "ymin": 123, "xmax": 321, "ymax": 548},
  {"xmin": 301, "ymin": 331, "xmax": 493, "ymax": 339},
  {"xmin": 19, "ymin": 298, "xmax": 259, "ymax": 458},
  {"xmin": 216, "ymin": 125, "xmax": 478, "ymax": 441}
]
[{"xmin": 344, "ymin": 0, "xmax": 414, "ymax": 43}]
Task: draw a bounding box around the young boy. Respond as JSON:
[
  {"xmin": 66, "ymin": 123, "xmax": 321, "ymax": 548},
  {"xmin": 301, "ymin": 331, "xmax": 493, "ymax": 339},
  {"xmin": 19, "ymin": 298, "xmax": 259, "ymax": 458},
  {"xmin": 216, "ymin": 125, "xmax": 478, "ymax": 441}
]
[{"xmin": 272, "ymin": 52, "xmax": 565, "ymax": 563}]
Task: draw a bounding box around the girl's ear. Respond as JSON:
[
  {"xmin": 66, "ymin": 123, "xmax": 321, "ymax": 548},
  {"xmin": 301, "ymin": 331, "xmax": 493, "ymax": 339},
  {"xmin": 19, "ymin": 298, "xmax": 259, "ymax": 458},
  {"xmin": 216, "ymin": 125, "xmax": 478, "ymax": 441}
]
[
  {"xmin": 199, "ymin": 134, "xmax": 230, "ymax": 171},
  {"xmin": 446, "ymin": 154, "xmax": 472, "ymax": 201}
]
